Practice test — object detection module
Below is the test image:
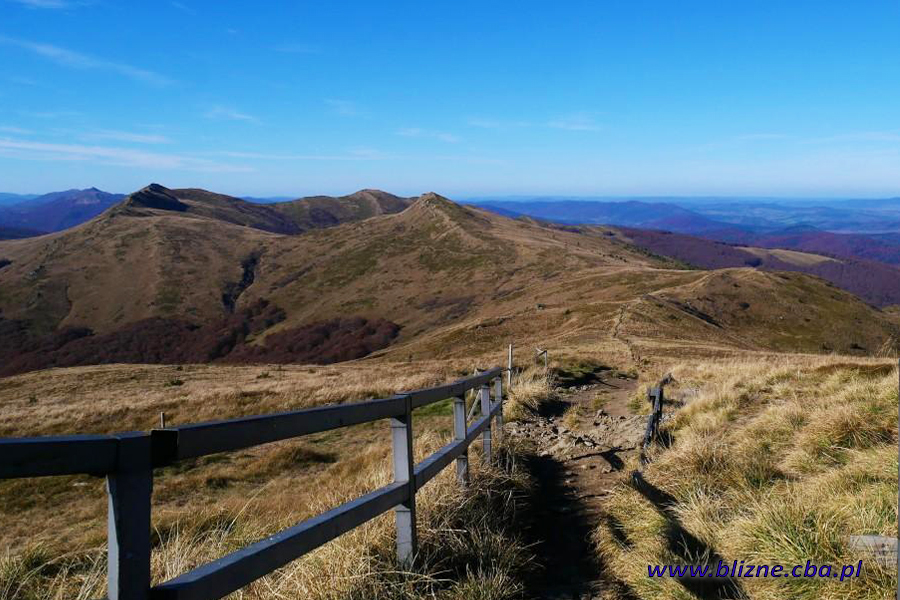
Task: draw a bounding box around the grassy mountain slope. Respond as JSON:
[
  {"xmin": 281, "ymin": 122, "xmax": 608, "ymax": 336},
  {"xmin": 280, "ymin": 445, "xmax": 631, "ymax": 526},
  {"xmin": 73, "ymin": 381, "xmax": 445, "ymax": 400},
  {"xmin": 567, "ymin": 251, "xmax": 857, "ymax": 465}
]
[
  {"xmin": 2, "ymin": 188, "xmax": 900, "ymax": 376},
  {"xmin": 613, "ymin": 227, "xmax": 900, "ymax": 307},
  {"xmin": 272, "ymin": 188, "xmax": 412, "ymax": 231}
]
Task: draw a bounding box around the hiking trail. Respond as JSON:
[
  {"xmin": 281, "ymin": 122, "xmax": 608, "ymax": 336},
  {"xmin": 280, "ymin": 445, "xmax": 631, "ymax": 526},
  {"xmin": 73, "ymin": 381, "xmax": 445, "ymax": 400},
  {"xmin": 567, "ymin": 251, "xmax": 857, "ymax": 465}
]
[{"xmin": 508, "ymin": 368, "xmax": 644, "ymax": 600}]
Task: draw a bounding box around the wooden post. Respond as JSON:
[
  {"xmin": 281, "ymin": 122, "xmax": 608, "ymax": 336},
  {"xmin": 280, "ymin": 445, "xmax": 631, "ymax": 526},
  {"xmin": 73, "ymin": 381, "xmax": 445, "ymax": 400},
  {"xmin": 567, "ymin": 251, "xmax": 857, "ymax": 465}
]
[
  {"xmin": 159, "ymin": 412, "xmax": 166, "ymax": 428},
  {"xmin": 543, "ymin": 350, "xmax": 548, "ymax": 371},
  {"xmin": 453, "ymin": 395, "xmax": 469, "ymax": 486},
  {"xmin": 507, "ymin": 343, "xmax": 513, "ymax": 391},
  {"xmin": 480, "ymin": 384, "xmax": 492, "ymax": 463},
  {"xmin": 391, "ymin": 397, "xmax": 417, "ymax": 565},
  {"xmin": 493, "ymin": 377, "xmax": 503, "ymax": 443},
  {"xmin": 106, "ymin": 432, "xmax": 152, "ymax": 600}
]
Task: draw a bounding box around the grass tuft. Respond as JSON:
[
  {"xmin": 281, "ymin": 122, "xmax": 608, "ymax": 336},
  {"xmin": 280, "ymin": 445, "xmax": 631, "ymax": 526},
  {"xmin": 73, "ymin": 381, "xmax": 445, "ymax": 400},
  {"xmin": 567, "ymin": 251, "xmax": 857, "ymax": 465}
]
[{"xmin": 595, "ymin": 355, "xmax": 899, "ymax": 600}]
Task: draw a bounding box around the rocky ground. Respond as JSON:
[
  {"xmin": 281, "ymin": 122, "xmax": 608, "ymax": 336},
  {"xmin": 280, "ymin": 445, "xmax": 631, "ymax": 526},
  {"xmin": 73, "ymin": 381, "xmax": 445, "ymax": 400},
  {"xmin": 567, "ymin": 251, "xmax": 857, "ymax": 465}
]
[{"xmin": 509, "ymin": 372, "xmax": 645, "ymax": 600}]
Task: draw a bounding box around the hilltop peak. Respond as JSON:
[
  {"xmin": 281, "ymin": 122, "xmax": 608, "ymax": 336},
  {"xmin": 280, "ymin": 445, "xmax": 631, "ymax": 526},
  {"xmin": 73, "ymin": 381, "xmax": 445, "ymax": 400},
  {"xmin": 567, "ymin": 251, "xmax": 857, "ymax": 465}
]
[
  {"xmin": 125, "ymin": 183, "xmax": 187, "ymax": 212},
  {"xmin": 412, "ymin": 191, "xmax": 457, "ymax": 209}
]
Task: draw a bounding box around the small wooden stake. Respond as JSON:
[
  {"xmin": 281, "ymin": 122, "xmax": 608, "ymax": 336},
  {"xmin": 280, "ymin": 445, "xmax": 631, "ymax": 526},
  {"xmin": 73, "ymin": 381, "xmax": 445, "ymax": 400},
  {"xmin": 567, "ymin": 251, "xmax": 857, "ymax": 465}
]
[{"xmin": 507, "ymin": 343, "xmax": 513, "ymax": 390}]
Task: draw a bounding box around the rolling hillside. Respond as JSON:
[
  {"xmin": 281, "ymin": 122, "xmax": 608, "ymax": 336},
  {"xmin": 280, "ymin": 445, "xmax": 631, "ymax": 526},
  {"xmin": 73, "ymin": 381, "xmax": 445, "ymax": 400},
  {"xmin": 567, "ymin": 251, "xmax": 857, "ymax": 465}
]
[
  {"xmin": 708, "ymin": 227, "xmax": 900, "ymax": 266},
  {"xmin": 2, "ymin": 185, "xmax": 900, "ymax": 376},
  {"xmin": 613, "ymin": 227, "xmax": 900, "ymax": 307}
]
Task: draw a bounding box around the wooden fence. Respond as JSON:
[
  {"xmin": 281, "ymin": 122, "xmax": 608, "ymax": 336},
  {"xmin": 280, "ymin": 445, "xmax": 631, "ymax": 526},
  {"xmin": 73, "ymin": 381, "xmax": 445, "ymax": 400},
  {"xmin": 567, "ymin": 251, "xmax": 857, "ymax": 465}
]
[
  {"xmin": 0, "ymin": 367, "xmax": 506, "ymax": 600},
  {"xmin": 640, "ymin": 373, "xmax": 673, "ymax": 463}
]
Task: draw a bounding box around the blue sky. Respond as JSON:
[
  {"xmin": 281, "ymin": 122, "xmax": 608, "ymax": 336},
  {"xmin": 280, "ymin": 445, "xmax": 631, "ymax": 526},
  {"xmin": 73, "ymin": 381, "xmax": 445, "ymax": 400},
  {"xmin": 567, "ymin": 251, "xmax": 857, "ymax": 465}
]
[{"xmin": 1, "ymin": 0, "xmax": 899, "ymax": 198}]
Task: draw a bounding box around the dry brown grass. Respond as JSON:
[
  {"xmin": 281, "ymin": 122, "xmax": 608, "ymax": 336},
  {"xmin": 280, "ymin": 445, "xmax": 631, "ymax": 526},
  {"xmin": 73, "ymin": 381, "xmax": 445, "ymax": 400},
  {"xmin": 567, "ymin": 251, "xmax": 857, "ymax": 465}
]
[
  {"xmin": 595, "ymin": 354, "xmax": 899, "ymax": 600},
  {"xmin": 0, "ymin": 361, "xmax": 537, "ymax": 599},
  {"xmin": 504, "ymin": 365, "xmax": 556, "ymax": 422}
]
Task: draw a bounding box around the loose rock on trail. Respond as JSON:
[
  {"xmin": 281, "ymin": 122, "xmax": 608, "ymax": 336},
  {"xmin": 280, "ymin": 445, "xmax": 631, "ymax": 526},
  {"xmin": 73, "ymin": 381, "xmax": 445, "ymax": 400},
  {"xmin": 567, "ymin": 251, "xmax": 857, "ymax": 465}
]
[{"xmin": 508, "ymin": 371, "xmax": 644, "ymax": 600}]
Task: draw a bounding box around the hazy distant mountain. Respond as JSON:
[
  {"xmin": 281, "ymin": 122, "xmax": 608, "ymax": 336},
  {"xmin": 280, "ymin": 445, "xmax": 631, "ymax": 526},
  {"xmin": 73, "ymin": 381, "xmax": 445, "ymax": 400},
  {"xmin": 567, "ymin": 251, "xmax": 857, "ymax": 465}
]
[
  {"xmin": 0, "ymin": 192, "xmax": 39, "ymax": 206},
  {"xmin": 474, "ymin": 199, "xmax": 735, "ymax": 235},
  {"xmin": 0, "ymin": 188, "xmax": 125, "ymax": 234},
  {"xmin": 472, "ymin": 196, "xmax": 900, "ymax": 267},
  {"xmin": 471, "ymin": 196, "xmax": 900, "ymax": 234}
]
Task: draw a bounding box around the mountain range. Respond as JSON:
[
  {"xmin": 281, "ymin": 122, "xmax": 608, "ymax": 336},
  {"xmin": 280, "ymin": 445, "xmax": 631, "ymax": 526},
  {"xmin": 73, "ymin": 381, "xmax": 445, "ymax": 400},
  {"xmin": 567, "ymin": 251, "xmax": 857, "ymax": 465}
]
[
  {"xmin": 470, "ymin": 197, "xmax": 900, "ymax": 266},
  {"xmin": 0, "ymin": 188, "xmax": 124, "ymax": 237},
  {"xmin": 2, "ymin": 184, "xmax": 900, "ymax": 377}
]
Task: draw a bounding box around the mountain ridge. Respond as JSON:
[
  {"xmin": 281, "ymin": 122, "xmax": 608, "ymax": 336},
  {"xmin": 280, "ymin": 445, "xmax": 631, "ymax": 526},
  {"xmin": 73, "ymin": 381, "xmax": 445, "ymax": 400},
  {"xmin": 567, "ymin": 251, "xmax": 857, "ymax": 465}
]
[{"xmin": 2, "ymin": 186, "xmax": 899, "ymax": 376}]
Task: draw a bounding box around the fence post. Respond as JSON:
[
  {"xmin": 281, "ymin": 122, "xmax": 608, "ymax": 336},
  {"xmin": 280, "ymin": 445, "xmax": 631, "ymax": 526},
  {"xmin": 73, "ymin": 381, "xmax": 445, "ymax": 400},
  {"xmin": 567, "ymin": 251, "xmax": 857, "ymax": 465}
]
[
  {"xmin": 507, "ymin": 343, "xmax": 513, "ymax": 390},
  {"xmin": 391, "ymin": 396, "xmax": 417, "ymax": 565},
  {"xmin": 107, "ymin": 432, "xmax": 152, "ymax": 600},
  {"xmin": 493, "ymin": 376, "xmax": 503, "ymax": 443},
  {"xmin": 480, "ymin": 384, "xmax": 492, "ymax": 463},
  {"xmin": 453, "ymin": 395, "xmax": 469, "ymax": 486}
]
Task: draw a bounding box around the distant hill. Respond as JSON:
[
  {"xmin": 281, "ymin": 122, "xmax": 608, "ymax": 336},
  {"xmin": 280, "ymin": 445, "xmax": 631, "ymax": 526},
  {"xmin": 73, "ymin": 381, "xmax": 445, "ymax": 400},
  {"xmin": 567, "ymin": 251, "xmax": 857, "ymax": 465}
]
[
  {"xmin": 0, "ymin": 225, "xmax": 46, "ymax": 240},
  {"xmin": 0, "ymin": 188, "xmax": 125, "ymax": 233},
  {"xmin": 2, "ymin": 185, "xmax": 899, "ymax": 376},
  {"xmin": 473, "ymin": 196, "xmax": 900, "ymax": 235},
  {"xmin": 705, "ymin": 227, "xmax": 900, "ymax": 267},
  {"xmin": 612, "ymin": 227, "xmax": 900, "ymax": 307},
  {"xmin": 0, "ymin": 192, "xmax": 39, "ymax": 206},
  {"xmin": 475, "ymin": 200, "xmax": 737, "ymax": 235},
  {"xmin": 474, "ymin": 198, "xmax": 900, "ymax": 267},
  {"xmin": 273, "ymin": 189, "xmax": 412, "ymax": 231}
]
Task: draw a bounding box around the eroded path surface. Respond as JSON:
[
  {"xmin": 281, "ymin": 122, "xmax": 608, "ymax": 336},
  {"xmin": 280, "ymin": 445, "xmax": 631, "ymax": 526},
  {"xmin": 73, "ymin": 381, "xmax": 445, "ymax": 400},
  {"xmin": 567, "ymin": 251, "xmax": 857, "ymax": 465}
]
[{"xmin": 508, "ymin": 370, "xmax": 643, "ymax": 600}]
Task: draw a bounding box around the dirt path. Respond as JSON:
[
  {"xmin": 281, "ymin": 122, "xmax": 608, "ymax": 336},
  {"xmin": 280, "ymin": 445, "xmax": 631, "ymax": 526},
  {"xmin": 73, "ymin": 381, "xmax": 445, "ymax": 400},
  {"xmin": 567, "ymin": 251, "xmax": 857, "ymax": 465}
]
[{"xmin": 508, "ymin": 370, "xmax": 644, "ymax": 600}]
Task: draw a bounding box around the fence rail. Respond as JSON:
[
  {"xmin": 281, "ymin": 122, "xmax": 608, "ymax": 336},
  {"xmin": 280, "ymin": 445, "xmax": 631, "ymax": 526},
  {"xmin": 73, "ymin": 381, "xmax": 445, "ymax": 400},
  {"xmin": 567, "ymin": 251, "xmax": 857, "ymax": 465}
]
[{"xmin": 0, "ymin": 366, "xmax": 506, "ymax": 600}]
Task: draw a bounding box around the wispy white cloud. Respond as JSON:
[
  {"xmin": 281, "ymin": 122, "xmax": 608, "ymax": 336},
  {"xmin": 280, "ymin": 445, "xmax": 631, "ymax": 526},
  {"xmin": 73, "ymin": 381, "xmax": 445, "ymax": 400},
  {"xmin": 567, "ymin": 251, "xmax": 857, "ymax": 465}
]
[
  {"xmin": 82, "ymin": 130, "xmax": 172, "ymax": 144},
  {"xmin": 0, "ymin": 35, "xmax": 171, "ymax": 86},
  {"xmin": 466, "ymin": 117, "xmax": 531, "ymax": 129},
  {"xmin": 169, "ymin": 1, "xmax": 195, "ymax": 14},
  {"xmin": 8, "ymin": 0, "xmax": 73, "ymax": 8},
  {"xmin": 0, "ymin": 137, "xmax": 251, "ymax": 172},
  {"xmin": 396, "ymin": 127, "xmax": 461, "ymax": 143},
  {"xmin": 204, "ymin": 105, "xmax": 260, "ymax": 123},
  {"xmin": 214, "ymin": 147, "xmax": 500, "ymax": 164},
  {"xmin": 735, "ymin": 133, "xmax": 790, "ymax": 141},
  {"xmin": 215, "ymin": 146, "xmax": 397, "ymax": 161},
  {"xmin": 216, "ymin": 150, "xmax": 385, "ymax": 161},
  {"xmin": 0, "ymin": 125, "xmax": 34, "ymax": 135},
  {"xmin": 325, "ymin": 99, "xmax": 363, "ymax": 117},
  {"xmin": 547, "ymin": 113, "xmax": 602, "ymax": 132},
  {"xmin": 807, "ymin": 131, "xmax": 900, "ymax": 144},
  {"xmin": 19, "ymin": 109, "xmax": 82, "ymax": 119}
]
